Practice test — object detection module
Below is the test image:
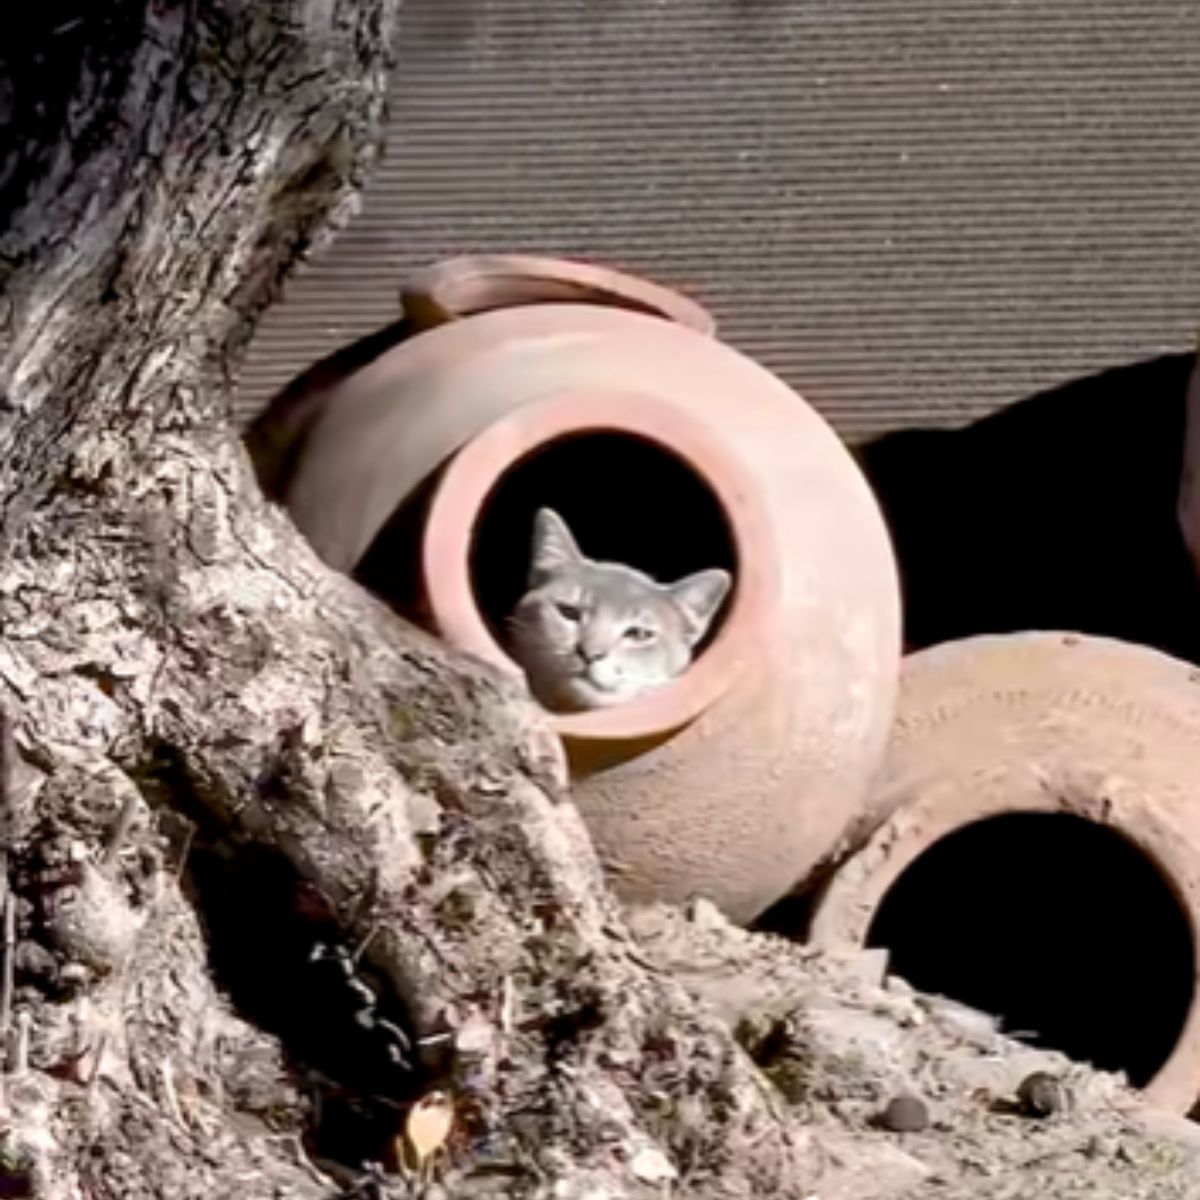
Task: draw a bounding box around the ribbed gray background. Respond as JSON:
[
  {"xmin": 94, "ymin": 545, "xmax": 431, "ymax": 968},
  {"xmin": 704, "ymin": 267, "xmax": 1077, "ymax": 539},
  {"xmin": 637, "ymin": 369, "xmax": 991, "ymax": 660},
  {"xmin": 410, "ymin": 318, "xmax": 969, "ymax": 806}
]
[{"xmin": 236, "ymin": 0, "xmax": 1200, "ymax": 440}]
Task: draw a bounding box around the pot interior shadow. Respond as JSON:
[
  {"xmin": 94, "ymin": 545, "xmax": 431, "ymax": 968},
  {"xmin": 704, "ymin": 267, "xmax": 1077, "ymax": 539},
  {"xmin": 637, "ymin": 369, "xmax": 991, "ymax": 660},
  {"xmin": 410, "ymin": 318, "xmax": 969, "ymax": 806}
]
[
  {"xmin": 865, "ymin": 812, "xmax": 1195, "ymax": 1089},
  {"xmin": 855, "ymin": 352, "xmax": 1200, "ymax": 663}
]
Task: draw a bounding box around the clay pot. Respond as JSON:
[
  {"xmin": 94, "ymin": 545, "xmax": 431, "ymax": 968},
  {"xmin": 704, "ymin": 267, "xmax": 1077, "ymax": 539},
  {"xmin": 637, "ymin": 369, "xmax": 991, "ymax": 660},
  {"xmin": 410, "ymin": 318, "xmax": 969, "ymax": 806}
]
[
  {"xmin": 254, "ymin": 255, "xmax": 901, "ymax": 924},
  {"xmin": 808, "ymin": 633, "xmax": 1200, "ymax": 1113}
]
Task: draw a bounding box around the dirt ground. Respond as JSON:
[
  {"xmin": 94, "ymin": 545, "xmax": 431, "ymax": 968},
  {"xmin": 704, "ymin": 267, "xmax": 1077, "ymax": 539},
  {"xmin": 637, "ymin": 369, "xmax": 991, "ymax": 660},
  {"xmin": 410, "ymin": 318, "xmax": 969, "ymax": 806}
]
[{"xmin": 630, "ymin": 901, "xmax": 1200, "ymax": 1199}]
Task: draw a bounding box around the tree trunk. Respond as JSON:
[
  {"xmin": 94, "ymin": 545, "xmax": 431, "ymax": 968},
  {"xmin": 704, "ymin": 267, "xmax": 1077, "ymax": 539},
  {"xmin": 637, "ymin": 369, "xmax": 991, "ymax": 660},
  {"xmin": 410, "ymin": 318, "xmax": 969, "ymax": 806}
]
[{"xmin": 0, "ymin": 5, "xmax": 815, "ymax": 1196}]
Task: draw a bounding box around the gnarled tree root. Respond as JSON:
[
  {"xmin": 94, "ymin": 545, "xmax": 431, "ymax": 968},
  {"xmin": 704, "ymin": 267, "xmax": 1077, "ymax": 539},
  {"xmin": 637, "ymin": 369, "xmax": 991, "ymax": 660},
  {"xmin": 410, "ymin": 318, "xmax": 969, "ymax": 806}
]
[{"xmin": 0, "ymin": 3, "xmax": 818, "ymax": 1196}]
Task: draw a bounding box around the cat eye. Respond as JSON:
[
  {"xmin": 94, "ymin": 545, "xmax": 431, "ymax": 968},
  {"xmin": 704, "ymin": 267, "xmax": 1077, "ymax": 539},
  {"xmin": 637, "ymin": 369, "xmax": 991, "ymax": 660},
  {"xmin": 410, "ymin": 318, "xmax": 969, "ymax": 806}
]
[
  {"xmin": 555, "ymin": 602, "xmax": 583, "ymax": 622},
  {"xmin": 623, "ymin": 625, "xmax": 656, "ymax": 643}
]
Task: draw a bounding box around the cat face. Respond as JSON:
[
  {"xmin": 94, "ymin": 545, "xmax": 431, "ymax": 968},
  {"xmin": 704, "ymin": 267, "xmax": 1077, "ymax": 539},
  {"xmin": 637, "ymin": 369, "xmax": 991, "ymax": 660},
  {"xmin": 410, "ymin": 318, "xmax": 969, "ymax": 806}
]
[{"xmin": 508, "ymin": 508, "xmax": 732, "ymax": 712}]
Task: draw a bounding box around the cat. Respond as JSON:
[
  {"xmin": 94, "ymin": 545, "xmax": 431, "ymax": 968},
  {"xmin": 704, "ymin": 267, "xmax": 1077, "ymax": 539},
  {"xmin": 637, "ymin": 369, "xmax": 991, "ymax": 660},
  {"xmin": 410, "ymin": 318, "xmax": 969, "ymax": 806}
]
[{"xmin": 508, "ymin": 507, "xmax": 732, "ymax": 712}]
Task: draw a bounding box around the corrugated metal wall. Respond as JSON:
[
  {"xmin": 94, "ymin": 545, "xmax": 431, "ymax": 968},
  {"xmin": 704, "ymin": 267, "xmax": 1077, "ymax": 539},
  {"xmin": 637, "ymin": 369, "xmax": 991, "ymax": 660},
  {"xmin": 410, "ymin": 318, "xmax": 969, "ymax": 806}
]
[{"xmin": 237, "ymin": 0, "xmax": 1200, "ymax": 441}]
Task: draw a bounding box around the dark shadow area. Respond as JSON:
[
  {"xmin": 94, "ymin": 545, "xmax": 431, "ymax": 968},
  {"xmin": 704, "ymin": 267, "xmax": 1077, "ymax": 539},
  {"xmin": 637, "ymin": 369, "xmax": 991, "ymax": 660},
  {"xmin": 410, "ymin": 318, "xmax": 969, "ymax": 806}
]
[
  {"xmin": 867, "ymin": 813, "xmax": 1195, "ymax": 1087},
  {"xmin": 856, "ymin": 353, "xmax": 1200, "ymax": 662},
  {"xmin": 353, "ymin": 466, "xmax": 445, "ymax": 629},
  {"xmin": 184, "ymin": 841, "xmax": 425, "ymax": 1167},
  {"xmin": 470, "ymin": 432, "xmax": 738, "ymax": 643},
  {"xmin": 134, "ymin": 744, "xmax": 428, "ymax": 1172},
  {"xmin": 0, "ymin": 2, "xmax": 143, "ymax": 221}
]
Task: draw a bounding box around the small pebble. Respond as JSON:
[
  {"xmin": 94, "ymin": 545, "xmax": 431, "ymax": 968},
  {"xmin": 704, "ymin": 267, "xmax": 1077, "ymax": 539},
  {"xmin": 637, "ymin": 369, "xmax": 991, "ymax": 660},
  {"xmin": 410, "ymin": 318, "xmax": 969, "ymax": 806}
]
[
  {"xmin": 878, "ymin": 1094, "xmax": 930, "ymax": 1133},
  {"xmin": 1017, "ymin": 1071, "xmax": 1066, "ymax": 1118}
]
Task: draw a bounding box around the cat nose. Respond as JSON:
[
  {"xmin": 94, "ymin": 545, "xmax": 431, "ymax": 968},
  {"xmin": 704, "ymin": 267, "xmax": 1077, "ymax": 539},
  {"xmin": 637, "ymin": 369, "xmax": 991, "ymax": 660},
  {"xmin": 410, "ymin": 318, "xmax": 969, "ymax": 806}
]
[{"xmin": 576, "ymin": 645, "xmax": 605, "ymax": 665}]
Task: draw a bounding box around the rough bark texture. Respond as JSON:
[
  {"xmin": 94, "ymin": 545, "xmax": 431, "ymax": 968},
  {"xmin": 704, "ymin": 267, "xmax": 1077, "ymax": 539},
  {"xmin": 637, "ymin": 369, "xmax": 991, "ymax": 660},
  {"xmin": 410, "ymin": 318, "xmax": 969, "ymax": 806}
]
[
  {"xmin": 0, "ymin": 4, "xmax": 816, "ymax": 1197},
  {"xmin": 7, "ymin": 6, "xmax": 1200, "ymax": 1200}
]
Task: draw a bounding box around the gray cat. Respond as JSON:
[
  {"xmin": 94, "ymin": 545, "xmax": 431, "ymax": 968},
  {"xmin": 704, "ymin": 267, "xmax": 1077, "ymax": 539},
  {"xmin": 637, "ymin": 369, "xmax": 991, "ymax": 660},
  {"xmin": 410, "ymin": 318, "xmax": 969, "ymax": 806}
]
[{"xmin": 508, "ymin": 508, "xmax": 732, "ymax": 712}]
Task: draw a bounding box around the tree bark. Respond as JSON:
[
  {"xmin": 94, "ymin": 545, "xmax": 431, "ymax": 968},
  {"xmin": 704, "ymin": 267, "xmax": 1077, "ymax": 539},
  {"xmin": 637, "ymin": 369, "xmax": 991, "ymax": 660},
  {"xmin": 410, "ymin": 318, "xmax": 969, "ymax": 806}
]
[{"xmin": 0, "ymin": 4, "xmax": 815, "ymax": 1197}]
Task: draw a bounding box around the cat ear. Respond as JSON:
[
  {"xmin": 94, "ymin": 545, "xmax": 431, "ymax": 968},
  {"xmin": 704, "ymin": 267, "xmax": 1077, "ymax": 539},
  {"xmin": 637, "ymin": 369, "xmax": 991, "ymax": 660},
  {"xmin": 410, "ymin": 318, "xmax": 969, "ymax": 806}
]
[
  {"xmin": 669, "ymin": 569, "xmax": 732, "ymax": 645},
  {"xmin": 529, "ymin": 508, "xmax": 583, "ymax": 586}
]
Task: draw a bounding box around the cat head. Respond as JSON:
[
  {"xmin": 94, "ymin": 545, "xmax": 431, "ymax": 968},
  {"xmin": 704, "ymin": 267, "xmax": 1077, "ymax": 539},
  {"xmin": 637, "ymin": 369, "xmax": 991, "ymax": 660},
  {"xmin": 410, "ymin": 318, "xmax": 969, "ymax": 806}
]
[{"xmin": 508, "ymin": 507, "xmax": 732, "ymax": 712}]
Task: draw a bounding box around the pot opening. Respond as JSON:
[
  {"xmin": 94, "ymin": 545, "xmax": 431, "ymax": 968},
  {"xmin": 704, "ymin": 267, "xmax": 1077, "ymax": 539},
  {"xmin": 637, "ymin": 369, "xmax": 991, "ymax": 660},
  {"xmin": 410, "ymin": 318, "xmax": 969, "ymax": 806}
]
[
  {"xmin": 470, "ymin": 431, "xmax": 738, "ymax": 660},
  {"xmin": 865, "ymin": 812, "xmax": 1195, "ymax": 1089}
]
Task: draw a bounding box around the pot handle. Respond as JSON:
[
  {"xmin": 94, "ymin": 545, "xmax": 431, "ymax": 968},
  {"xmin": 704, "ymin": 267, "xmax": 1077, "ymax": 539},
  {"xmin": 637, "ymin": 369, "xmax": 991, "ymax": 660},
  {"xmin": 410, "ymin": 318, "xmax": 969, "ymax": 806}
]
[{"xmin": 400, "ymin": 254, "xmax": 716, "ymax": 337}]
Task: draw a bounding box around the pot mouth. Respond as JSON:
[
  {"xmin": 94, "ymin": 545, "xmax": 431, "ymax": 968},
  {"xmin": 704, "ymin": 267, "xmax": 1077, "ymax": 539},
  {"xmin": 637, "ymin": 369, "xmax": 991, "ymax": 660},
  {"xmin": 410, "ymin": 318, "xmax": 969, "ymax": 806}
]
[
  {"xmin": 808, "ymin": 794, "xmax": 1200, "ymax": 1113},
  {"xmin": 400, "ymin": 254, "xmax": 716, "ymax": 338},
  {"xmin": 421, "ymin": 389, "xmax": 777, "ymax": 743}
]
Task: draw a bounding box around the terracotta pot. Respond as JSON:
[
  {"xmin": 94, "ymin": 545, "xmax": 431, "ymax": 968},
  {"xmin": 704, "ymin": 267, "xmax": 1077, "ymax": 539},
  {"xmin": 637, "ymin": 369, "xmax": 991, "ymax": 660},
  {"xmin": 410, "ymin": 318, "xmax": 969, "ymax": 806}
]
[
  {"xmin": 255, "ymin": 255, "xmax": 901, "ymax": 924},
  {"xmin": 808, "ymin": 632, "xmax": 1200, "ymax": 1113}
]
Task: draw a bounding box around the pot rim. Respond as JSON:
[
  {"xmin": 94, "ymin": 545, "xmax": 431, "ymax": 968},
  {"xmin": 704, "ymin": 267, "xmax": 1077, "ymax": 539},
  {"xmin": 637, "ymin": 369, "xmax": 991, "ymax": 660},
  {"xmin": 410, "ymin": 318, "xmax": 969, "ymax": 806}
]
[
  {"xmin": 401, "ymin": 253, "xmax": 716, "ymax": 338},
  {"xmin": 421, "ymin": 388, "xmax": 778, "ymax": 742},
  {"xmin": 807, "ymin": 787, "xmax": 1200, "ymax": 1114}
]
